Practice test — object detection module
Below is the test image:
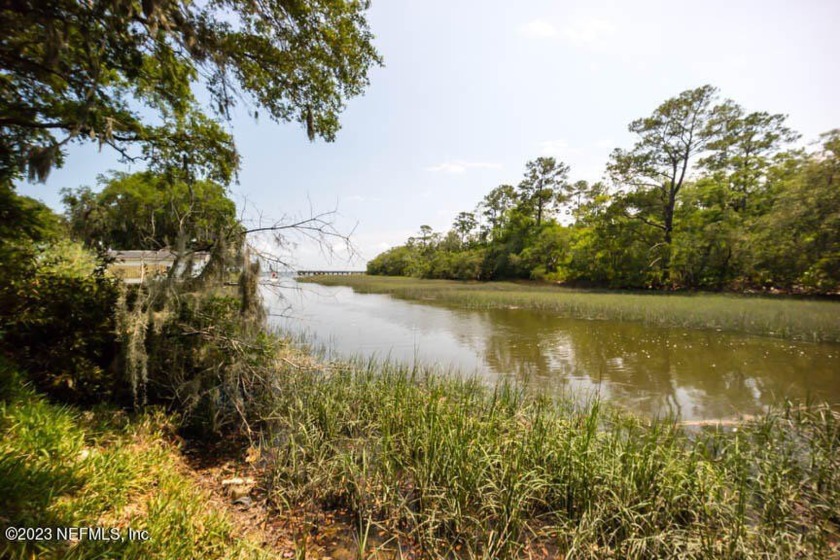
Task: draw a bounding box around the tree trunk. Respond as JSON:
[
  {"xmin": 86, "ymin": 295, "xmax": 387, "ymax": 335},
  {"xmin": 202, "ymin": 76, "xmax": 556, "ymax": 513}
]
[{"xmin": 662, "ymin": 191, "xmax": 676, "ymax": 286}]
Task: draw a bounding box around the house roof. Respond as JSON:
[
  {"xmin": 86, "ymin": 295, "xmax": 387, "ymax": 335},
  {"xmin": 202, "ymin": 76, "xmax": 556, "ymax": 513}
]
[{"xmin": 108, "ymin": 249, "xmax": 209, "ymax": 262}]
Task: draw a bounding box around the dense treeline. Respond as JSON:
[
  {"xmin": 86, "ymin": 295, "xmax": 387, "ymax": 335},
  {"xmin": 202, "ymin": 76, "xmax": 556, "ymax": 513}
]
[{"xmin": 369, "ymin": 86, "xmax": 839, "ymax": 293}]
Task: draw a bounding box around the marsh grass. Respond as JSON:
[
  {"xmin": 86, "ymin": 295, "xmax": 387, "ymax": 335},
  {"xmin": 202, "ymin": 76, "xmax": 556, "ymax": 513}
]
[
  {"xmin": 264, "ymin": 355, "xmax": 840, "ymax": 559},
  {"xmin": 0, "ymin": 364, "xmax": 269, "ymax": 560},
  {"xmin": 304, "ymin": 275, "xmax": 840, "ymax": 343}
]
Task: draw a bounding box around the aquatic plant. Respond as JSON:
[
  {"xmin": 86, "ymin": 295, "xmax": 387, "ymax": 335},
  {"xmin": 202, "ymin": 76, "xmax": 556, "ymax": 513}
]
[
  {"xmin": 304, "ymin": 276, "xmax": 840, "ymax": 343},
  {"xmin": 264, "ymin": 354, "xmax": 840, "ymax": 558}
]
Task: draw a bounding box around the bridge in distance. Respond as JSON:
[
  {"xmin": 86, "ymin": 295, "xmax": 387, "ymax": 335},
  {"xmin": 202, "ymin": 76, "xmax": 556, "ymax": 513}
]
[{"xmin": 294, "ymin": 270, "xmax": 366, "ymax": 277}]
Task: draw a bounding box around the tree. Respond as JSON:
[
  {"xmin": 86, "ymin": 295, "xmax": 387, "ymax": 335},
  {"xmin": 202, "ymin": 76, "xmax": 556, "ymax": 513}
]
[
  {"xmin": 607, "ymin": 85, "xmax": 722, "ymax": 282},
  {"xmin": 517, "ymin": 157, "xmax": 570, "ymax": 227},
  {"xmin": 0, "ymin": 183, "xmax": 64, "ymax": 245},
  {"xmin": 1, "ymin": 0, "xmax": 382, "ymax": 185},
  {"xmin": 62, "ymin": 171, "xmax": 238, "ymax": 250},
  {"xmin": 452, "ymin": 211, "xmax": 478, "ymax": 246},
  {"xmin": 518, "ymin": 222, "xmax": 571, "ymax": 281},
  {"xmin": 367, "ymin": 245, "xmax": 418, "ymax": 277},
  {"xmin": 417, "ymin": 225, "xmax": 436, "ymax": 252},
  {"xmin": 700, "ymin": 105, "xmax": 799, "ymax": 213},
  {"xmin": 479, "ymin": 184, "xmax": 517, "ymax": 241},
  {"xmin": 747, "ymin": 130, "xmax": 840, "ymax": 291}
]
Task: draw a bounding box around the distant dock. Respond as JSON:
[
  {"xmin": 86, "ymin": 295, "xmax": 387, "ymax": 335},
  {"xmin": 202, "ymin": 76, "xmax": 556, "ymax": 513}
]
[{"xmin": 295, "ymin": 270, "xmax": 366, "ymax": 277}]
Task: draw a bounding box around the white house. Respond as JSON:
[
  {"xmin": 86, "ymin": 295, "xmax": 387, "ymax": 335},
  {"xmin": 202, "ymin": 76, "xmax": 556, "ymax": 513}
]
[{"xmin": 108, "ymin": 250, "xmax": 210, "ymax": 284}]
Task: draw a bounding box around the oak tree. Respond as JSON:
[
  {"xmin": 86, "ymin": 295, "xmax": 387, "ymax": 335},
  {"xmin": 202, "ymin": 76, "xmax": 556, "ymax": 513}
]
[{"xmin": 0, "ymin": 0, "xmax": 382, "ymax": 185}]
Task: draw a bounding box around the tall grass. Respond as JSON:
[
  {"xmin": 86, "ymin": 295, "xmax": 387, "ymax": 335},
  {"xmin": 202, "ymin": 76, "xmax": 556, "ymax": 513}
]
[
  {"xmin": 0, "ymin": 364, "xmax": 269, "ymax": 560},
  {"xmin": 304, "ymin": 275, "xmax": 840, "ymax": 343},
  {"xmin": 264, "ymin": 355, "xmax": 840, "ymax": 558}
]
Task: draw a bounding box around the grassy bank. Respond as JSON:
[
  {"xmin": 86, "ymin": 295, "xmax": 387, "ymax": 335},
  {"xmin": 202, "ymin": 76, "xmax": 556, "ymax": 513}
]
[
  {"xmin": 4, "ymin": 346, "xmax": 839, "ymax": 558},
  {"xmin": 4, "ymin": 325, "xmax": 834, "ymax": 560},
  {"xmin": 264, "ymin": 354, "xmax": 840, "ymax": 558},
  {"xmin": 303, "ymin": 275, "xmax": 840, "ymax": 342},
  {"xmin": 0, "ymin": 365, "xmax": 269, "ymax": 560}
]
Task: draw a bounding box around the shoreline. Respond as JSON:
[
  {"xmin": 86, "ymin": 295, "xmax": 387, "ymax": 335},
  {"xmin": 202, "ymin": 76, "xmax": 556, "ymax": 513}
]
[
  {"xmin": 4, "ymin": 341, "xmax": 839, "ymax": 558},
  {"xmin": 300, "ymin": 275, "xmax": 840, "ymax": 343}
]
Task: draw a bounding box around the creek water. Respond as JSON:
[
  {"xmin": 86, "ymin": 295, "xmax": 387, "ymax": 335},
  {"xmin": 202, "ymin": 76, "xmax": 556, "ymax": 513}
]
[{"xmin": 265, "ymin": 280, "xmax": 840, "ymax": 421}]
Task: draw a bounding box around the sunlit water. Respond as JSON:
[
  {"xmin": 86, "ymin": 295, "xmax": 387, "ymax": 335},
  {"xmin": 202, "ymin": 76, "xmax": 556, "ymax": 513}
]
[{"xmin": 265, "ymin": 280, "xmax": 840, "ymax": 421}]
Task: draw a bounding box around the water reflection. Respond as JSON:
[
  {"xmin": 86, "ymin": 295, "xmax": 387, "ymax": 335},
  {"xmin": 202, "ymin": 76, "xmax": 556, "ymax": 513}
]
[{"xmin": 266, "ymin": 282, "xmax": 840, "ymax": 421}]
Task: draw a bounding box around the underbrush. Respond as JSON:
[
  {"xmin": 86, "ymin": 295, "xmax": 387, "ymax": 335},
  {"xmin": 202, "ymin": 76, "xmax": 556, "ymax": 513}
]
[
  {"xmin": 264, "ymin": 355, "xmax": 840, "ymax": 558},
  {"xmin": 304, "ymin": 275, "xmax": 840, "ymax": 342},
  {"xmin": 0, "ymin": 363, "xmax": 268, "ymax": 560}
]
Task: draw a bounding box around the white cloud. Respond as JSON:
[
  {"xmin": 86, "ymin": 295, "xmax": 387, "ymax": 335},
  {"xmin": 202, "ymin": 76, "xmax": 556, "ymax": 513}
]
[
  {"xmin": 425, "ymin": 160, "xmax": 503, "ymax": 174},
  {"xmin": 518, "ymin": 19, "xmax": 558, "ymax": 39},
  {"xmin": 562, "ymin": 17, "xmax": 616, "ymax": 47},
  {"xmin": 537, "ymin": 139, "xmax": 570, "ymax": 156}
]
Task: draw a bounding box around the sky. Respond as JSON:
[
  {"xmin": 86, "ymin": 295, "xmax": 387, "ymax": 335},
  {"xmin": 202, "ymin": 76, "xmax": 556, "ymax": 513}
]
[{"xmin": 18, "ymin": 0, "xmax": 840, "ymax": 269}]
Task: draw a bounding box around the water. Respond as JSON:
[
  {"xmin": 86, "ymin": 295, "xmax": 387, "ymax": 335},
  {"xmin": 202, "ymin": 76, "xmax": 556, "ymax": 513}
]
[{"xmin": 265, "ymin": 280, "xmax": 840, "ymax": 421}]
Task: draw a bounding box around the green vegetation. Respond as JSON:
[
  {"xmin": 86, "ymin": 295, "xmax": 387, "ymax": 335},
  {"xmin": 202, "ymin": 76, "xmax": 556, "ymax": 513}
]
[
  {"xmin": 264, "ymin": 355, "xmax": 840, "ymax": 558},
  {"xmin": 305, "ymin": 275, "xmax": 840, "ymax": 342},
  {"xmin": 368, "ymin": 87, "xmax": 839, "ymax": 294},
  {"xmin": 3, "ymin": 2, "xmax": 839, "ymax": 557},
  {"xmin": 0, "ymin": 186, "xmax": 120, "ymax": 402},
  {"xmin": 1, "ymin": 0, "xmax": 382, "ymax": 185},
  {"xmin": 2, "ymin": 0, "xmax": 384, "ymax": 415},
  {"xmin": 0, "ymin": 363, "xmax": 268, "ymax": 559},
  {"xmin": 62, "ymin": 171, "xmax": 240, "ymax": 251}
]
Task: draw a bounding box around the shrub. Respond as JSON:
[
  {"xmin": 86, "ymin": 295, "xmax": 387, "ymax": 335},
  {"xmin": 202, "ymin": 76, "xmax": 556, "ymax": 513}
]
[
  {"xmin": 0, "ymin": 241, "xmax": 119, "ymax": 403},
  {"xmin": 119, "ymin": 288, "xmax": 281, "ymax": 436}
]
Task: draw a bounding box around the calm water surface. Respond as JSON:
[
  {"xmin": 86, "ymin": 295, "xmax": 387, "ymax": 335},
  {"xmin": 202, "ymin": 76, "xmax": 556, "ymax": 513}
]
[{"xmin": 266, "ymin": 280, "xmax": 840, "ymax": 421}]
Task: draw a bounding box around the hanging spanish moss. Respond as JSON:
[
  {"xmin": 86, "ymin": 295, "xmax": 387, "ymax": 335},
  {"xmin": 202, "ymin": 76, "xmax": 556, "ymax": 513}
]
[
  {"xmin": 115, "ymin": 283, "xmax": 149, "ymax": 409},
  {"xmin": 112, "ymin": 219, "xmax": 273, "ymax": 435}
]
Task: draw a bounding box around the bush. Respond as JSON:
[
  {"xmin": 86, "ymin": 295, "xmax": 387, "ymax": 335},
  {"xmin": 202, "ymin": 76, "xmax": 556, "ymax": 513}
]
[
  {"xmin": 0, "ymin": 241, "xmax": 119, "ymax": 403},
  {"xmin": 129, "ymin": 290, "xmax": 281, "ymax": 436},
  {"xmin": 366, "ymin": 245, "xmax": 417, "ymax": 276}
]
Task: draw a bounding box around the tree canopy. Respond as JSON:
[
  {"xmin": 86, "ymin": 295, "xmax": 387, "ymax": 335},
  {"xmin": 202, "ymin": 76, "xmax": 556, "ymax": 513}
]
[
  {"xmin": 62, "ymin": 171, "xmax": 239, "ymax": 250},
  {"xmin": 0, "ymin": 0, "xmax": 382, "ymax": 185},
  {"xmin": 368, "ymin": 87, "xmax": 839, "ymax": 293}
]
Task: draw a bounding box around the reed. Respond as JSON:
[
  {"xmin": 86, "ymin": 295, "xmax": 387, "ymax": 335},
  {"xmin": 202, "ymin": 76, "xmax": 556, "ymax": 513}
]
[
  {"xmin": 304, "ymin": 275, "xmax": 840, "ymax": 343},
  {"xmin": 264, "ymin": 354, "xmax": 840, "ymax": 558}
]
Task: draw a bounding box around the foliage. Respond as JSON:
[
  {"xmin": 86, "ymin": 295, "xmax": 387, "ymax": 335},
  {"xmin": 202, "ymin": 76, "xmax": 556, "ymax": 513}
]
[
  {"xmin": 0, "ymin": 0, "xmax": 382, "ymax": 185},
  {"xmin": 264, "ymin": 354, "xmax": 840, "ymax": 558},
  {"xmin": 0, "ymin": 241, "xmax": 119, "ymax": 403},
  {"xmin": 366, "ymin": 245, "xmax": 420, "ymax": 277},
  {"xmin": 368, "ymin": 87, "xmax": 839, "ymax": 293},
  {"xmin": 607, "ymin": 85, "xmax": 722, "ymax": 265},
  {"xmin": 745, "ymin": 131, "xmax": 840, "ymax": 291},
  {"xmin": 517, "ymin": 156, "xmax": 570, "ymax": 227},
  {"xmin": 0, "ymin": 190, "xmax": 119, "ymax": 402},
  {"xmin": 0, "ymin": 368, "xmax": 270, "ymax": 559},
  {"xmin": 139, "ymin": 289, "xmax": 282, "ymax": 435},
  {"xmin": 0, "ymin": 184, "xmax": 64, "ymax": 244},
  {"xmin": 306, "ymin": 275, "xmax": 840, "ymax": 343},
  {"xmin": 63, "ymin": 171, "xmax": 239, "ymax": 250},
  {"xmin": 94, "ymin": 201, "xmax": 282, "ymax": 435}
]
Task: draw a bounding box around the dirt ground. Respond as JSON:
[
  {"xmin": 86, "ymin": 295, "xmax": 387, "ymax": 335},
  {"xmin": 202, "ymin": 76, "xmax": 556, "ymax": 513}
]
[{"xmin": 177, "ymin": 435, "xmax": 415, "ymax": 560}]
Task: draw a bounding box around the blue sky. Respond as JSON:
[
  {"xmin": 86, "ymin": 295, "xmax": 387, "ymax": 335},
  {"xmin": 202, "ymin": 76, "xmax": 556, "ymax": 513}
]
[{"xmin": 20, "ymin": 0, "xmax": 840, "ymax": 268}]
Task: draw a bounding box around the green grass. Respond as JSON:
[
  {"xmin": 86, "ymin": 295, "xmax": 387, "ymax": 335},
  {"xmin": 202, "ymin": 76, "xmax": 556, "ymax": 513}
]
[
  {"xmin": 303, "ymin": 275, "xmax": 840, "ymax": 342},
  {"xmin": 264, "ymin": 354, "xmax": 840, "ymax": 559},
  {"xmin": 0, "ymin": 364, "xmax": 268, "ymax": 560}
]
